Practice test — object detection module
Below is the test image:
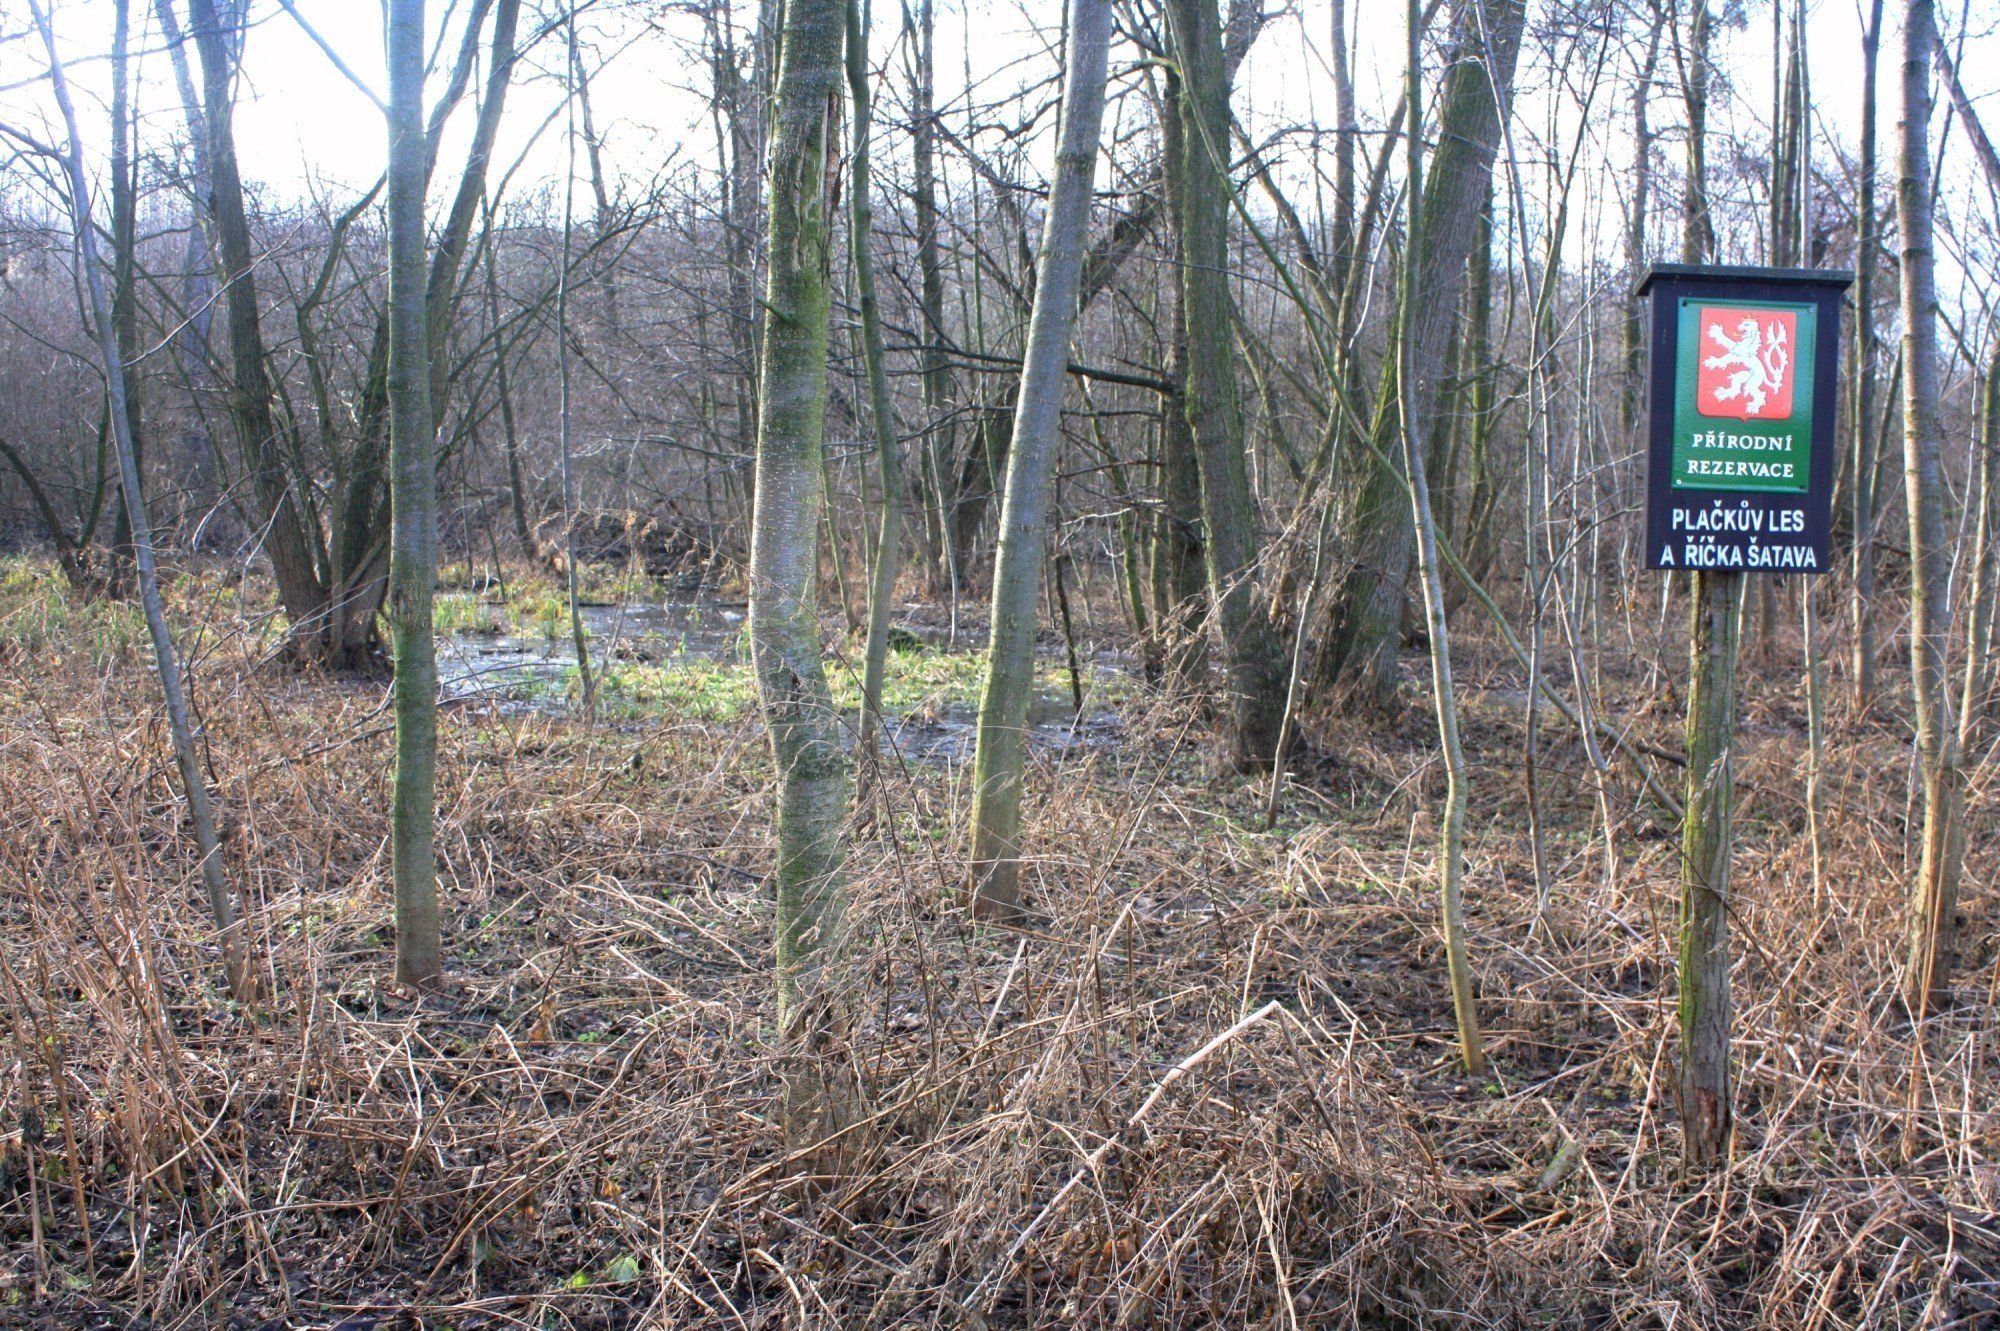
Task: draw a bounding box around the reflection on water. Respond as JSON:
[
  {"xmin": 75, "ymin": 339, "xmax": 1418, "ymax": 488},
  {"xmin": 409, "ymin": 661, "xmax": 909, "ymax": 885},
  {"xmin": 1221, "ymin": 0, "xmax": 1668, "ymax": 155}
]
[
  {"xmin": 437, "ymin": 597, "xmax": 743, "ymax": 705},
  {"xmin": 438, "ymin": 596, "xmax": 1126, "ymax": 765}
]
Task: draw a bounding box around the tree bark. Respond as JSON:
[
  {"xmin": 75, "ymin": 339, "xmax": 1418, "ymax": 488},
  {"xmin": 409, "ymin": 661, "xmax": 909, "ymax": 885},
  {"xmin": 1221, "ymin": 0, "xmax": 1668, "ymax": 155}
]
[
  {"xmin": 329, "ymin": 0, "xmax": 525, "ymax": 662},
  {"xmin": 183, "ymin": 0, "xmax": 331, "ymax": 651},
  {"xmin": 1622, "ymin": 16, "xmax": 1661, "ymax": 435},
  {"xmin": 107, "ymin": 0, "xmax": 141, "ymax": 590},
  {"xmin": 750, "ymin": 0, "xmax": 851, "ymax": 1136},
  {"xmin": 1679, "ymin": 1, "xmax": 1714, "ymax": 264},
  {"xmin": 907, "ymin": 0, "xmax": 957, "ymax": 592},
  {"xmin": 482, "ymin": 217, "xmax": 536, "ymax": 560},
  {"xmin": 1459, "ymin": 186, "xmax": 1499, "ymax": 589},
  {"xmin": 1397, "ymin": 0, "xmax": 1484, "ymax": 1076},
  {"xmin": 387, "ymin": 0, "xmax": 440, "ymax": 988},
  {"xmin": 1329, "ymin": 0, "xmax": 1356, "ymax": 293},
  {"xmin": 1853, "ymin": 0, "xmax": 1885, "ymax": 708},
  {"xmin": 967, "ymin": 0, "xmax": 1114, "ymax": 921},
  {"xmin": 848, "ymin": 0, "xmax": 905, "ymax": 777},
  {"xmin": 1895, "ymin": 0, "xmax": 1965, "ymax": 1018},
  {"xmin": 1155, "ymin": 81, "xmax": 1209, "ymax": 689},
  {"xmin": 1165, "ymin": 0, "xmax": 1287, "ymax": 767},
  {"xmin": 1316, "ymin": 0, "xmax": 1526, "ymax": 714},
  {"xmin": 1960, "ymin": 355, "xmax": 2000, "ymax": 747}
]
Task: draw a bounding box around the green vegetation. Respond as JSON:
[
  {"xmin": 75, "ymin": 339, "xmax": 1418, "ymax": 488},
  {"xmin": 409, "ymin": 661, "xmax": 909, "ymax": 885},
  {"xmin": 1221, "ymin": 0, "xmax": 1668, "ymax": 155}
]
[
  {"xmin": 0, "ymin": 559, "xmax": 150, "ymax": 668},
  {"xmin": 432, "ymin": 591, "xmax": 508, "ymax": 636},
  {"xmin": 494, "ymin": 627, "xmax": 1113, "ymax": 724}
]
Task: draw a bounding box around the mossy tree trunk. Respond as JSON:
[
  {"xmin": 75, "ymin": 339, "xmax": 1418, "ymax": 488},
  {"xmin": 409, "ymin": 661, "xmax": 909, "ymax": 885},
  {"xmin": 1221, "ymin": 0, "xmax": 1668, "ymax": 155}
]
[
  {"xmin": 1165, "ymin": 0, "xmax": 1286, "ymax": 768},
  {"xmin": 1153, "ymin": 64, "xmax": 1209, "ymax": 689},
  {"xmin": 1315, "ymin": 0, "xmax": 1525, "ymax": 715},
  {"xmin": 749, "ymin": 0, "xmax": 852, "ymax": 1135},
  {"xmin": 967, "ymin": 0, "xmax": 1114, "ymax": 921},
  {"xmin": 1671, "ymin": 0, "xmax": 1741, "ymax": 1173}
]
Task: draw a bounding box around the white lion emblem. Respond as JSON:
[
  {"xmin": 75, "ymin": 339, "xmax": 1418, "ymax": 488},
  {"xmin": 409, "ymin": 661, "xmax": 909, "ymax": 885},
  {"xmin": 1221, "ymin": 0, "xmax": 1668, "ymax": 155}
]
[{"xmin": 1703, "ymin": 317, "xmax": 1790, "ymax": 416}]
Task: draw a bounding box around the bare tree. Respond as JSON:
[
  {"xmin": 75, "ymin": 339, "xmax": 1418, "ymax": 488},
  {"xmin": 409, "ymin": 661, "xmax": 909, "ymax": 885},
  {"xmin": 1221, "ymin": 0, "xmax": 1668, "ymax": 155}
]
[
  {"xmin": 1164, "ymin": 0, "xmax": 1286, "ymax": 767},
  {"xmin": 850, "ymin": 0, "xmax": 905, "ymax": 778},
  {"xmin": 387, "ymin": 0, "xmax": 440, "ymax": 988},
  {"xmin": 1316, "ymin": 0, "xmax": 1526, "ymax": 714},
  {"xmin": 967, "ymin": 0, "xmax": 1115, "ymax": 921},
  {"xmin": 1895, "ymin": 0, "xmax": 1965, "ymax": 1018},
  {"xmin": 749, "ymin": 0, "xmax": 852, "ymax": 1135},
  {"xmin": 19, "ymin": 0, "xmax": 243, "ymax": 995}
]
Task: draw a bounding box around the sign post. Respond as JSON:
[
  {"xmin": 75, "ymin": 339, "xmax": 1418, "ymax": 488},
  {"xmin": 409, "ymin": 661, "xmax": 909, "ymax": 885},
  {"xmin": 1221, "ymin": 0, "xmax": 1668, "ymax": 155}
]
[{"xmin": 1637, "ymin": 265, "xmax": 1849, "ymax": 1169}]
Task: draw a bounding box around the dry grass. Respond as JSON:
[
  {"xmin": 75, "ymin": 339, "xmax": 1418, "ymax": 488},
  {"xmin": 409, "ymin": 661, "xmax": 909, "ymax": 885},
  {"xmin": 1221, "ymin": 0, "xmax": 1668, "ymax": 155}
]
[{"xmin": 0, "ymin": 560, "xmax": 1993, "ymax": 1329}]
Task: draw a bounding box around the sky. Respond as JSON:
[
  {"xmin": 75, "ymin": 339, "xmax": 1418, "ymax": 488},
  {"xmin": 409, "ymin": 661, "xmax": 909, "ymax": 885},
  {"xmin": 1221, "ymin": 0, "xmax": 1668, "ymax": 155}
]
[{"xmin": 2, "ymin": 1, "xmax": 1997, "ymax": 282}]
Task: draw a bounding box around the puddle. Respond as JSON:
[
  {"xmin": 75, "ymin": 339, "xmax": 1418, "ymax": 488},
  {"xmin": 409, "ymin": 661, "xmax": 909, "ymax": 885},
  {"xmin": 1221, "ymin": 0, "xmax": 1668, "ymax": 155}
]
[
  {"xmin": 439, "ymin": 595, "xmax": 1128, "ymax": 764},
  {"xmin": 879, "ymin": 695, "xmax": 1125, "ymax": 767},
  {"xmin": 438, "ymin": 596, "xmax": 744, "ymax": 705}
]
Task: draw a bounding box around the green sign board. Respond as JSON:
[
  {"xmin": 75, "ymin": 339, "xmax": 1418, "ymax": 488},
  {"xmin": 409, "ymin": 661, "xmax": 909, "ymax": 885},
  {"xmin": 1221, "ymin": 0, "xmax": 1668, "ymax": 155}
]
[
  {"xmin": 1667, "ymin": 297, "xmax": 1816, "ymax": 494},
  {"xmin": 1642, "ymin": 266, "xmax": 1847, "ymax": 573}
]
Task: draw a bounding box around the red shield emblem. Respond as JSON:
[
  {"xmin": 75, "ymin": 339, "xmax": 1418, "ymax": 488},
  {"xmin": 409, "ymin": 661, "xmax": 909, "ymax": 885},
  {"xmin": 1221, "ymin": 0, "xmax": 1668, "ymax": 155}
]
[{"xmin": 1694, "ymin": 306, "xmax": 1797, "ymax": 420}]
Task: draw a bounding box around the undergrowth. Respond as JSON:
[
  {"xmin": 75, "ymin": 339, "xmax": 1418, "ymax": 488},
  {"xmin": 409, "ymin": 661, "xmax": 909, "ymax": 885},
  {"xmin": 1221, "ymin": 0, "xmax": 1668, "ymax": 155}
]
[{"xmin": 0, "ymin": 558, "xmax": 1992, "ymax": 1329}]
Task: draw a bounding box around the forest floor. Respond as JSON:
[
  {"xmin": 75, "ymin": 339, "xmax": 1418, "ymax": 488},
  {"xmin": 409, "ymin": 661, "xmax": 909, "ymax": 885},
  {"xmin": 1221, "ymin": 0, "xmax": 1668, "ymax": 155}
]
[{"xmin": 0, "ymin": 554, "xmax": 1993, "ymax": 1330}]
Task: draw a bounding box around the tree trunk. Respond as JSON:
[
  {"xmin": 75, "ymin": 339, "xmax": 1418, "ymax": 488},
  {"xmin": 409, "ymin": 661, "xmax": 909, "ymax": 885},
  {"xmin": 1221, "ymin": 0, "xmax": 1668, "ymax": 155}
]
[
  {"xmin": 1895, "ymin": 0, "xmax": 1965, "ymax": 1018},
  {"xmin": 107, "ymin": 0, "xmax": 141, "ymax": 592},
  {"xmin": 1930, "ymin": 33, "xmax": 2000, "ymax": 749},
  {"xmin": 33, "ymin": 0, "xmax": 243, "ymax": 995},
  {"xmin": 558, "ymin": 15, "xmax": 596, "ymax": 719},
  {"xmin": 387, "ymin": 0, "xmax": 440, "ymax": 988},
  {"xmin": 1960, "ymin": 348, "xmax": 2000, "ymax": 747},
  {"xmin": 1397, "ymin": 0, "xmax": 1484, "ymax": 1076},
  {"xmin": 1316, "ymin": 0, "xmax": 1526, "ymax": 714},
  {"xmin": 848, "ymin": 0, "xmax": 905, "ymax": 777},
  {"xmin": 1853, "ymin": 0, "xmax": 1885, "ymax": 708},
  {"xmin": 908, "ymin": 0, "xmax": 957, "ymax": 593},
  {"xmin": 483, "ymin": 219, "xmax": 536, "ymax": 560},
  {"xmin": 1622, "ymin": 18, "xmax": 1661, "ymax": 435},
  {"xmin": 1329, "ymin": 0, "xmax": 1356, "ymax": 293},
  {"xmin": 1166, "ymin": 0, "xmax": 1286, "ymax": 767},
  {"xmin": 1148, "ymin": 66, "xmax": 1209, "ymax": 688},
  {"xmin": 967, "ymin": 0, "xmax": 1114, "ymax": 921},
  {"xmin": 1848, "ymin": 5, "xmax": 1880, "ymax": 703},
  {"xmin": 1459, "ymin": 186, "xmax": 1499, "ymax": 589},
  {"xmin": 750, "ymin": 0, "xmax": 851, "ymax": 1138},
  {"xmin": 183, "ymin": 0, "xmax": 331, "ymax": 651},
  {"xmin": 0, "ymin": 435, "xmax": 92, "ymax": 590},
  {"xmin": 329, "ymin": 0, "xmax": 525, "ymax": 664},
  {"xmin": 1680, "ymin": 2, "xmax": 1714, "ymax": 264}
]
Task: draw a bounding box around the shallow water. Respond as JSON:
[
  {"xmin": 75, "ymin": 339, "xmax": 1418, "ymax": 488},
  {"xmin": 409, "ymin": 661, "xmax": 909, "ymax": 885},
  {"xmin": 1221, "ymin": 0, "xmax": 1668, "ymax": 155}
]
[
  {"xmin": 438, "ymin": 595, "xmax": 1126, "ymax": 764},
  {"xmin": 436, "ymin": 596, "xmax": 744, "ymax": 704}
]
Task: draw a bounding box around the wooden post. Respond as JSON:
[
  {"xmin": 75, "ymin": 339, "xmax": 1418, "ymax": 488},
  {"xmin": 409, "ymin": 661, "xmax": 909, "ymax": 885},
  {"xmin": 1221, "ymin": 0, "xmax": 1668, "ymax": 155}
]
[
  {"xmin": 1639, "ymin": 263, "xmax": 1847, "ymax": 1174},
  {"xmin": 1679, "ymin": 566, "xmax": 1742, "ymax": 1168}
]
